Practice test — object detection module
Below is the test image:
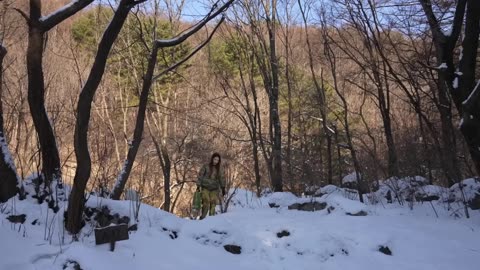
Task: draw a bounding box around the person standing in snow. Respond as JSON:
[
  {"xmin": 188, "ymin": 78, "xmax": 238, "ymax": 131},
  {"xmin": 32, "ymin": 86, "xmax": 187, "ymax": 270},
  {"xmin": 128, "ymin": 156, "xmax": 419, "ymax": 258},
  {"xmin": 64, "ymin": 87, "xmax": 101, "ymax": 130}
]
[{"xmin": 196, "ymin": 153, "xmax": 226, "ymax": 219}]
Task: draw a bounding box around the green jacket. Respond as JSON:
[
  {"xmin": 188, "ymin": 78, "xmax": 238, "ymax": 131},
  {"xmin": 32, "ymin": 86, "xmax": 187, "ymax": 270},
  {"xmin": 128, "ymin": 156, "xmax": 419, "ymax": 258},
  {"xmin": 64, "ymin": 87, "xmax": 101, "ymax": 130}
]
[{"xmin": 197, "ymin": 164, "xmax": 225, "ymax": 191}]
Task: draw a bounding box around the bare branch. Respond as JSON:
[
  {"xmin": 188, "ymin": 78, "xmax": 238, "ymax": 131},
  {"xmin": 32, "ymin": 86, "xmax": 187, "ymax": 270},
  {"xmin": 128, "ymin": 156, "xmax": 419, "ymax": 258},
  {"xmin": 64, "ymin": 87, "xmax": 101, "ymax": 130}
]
[
  {"xmin": 13, "ymin": 8, "xmax": 30, "ymax": 25},
  {"xmin": 152, "ymin": 16, "xmax": 225, "ymax": 81},
  {"xmin": 155, "ymin": 0, "xmax": 233, "ymax": 47}
]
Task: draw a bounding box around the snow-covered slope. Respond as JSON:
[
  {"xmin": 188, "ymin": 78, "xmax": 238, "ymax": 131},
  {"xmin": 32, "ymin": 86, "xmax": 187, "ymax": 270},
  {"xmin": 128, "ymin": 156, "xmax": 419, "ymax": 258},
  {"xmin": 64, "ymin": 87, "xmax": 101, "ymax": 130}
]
[{"xmin": 1, "ymin": 181, "xmax": 479, "ymax": 270}]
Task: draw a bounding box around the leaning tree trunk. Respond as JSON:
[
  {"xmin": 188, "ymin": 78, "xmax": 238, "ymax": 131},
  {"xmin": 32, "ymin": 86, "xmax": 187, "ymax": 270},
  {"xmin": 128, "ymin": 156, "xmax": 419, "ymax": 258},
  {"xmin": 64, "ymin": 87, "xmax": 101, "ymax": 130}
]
[
  {"xmin": 67, "ymin": 0, "xmax": 133, "ymax": 234},
  {"xmin": 110, "ymin": 42, "xmax": 159, "ymax": 200},
  {"xmin": 0, "ymin": 45, "xmax": 19, "ymax": 203}
]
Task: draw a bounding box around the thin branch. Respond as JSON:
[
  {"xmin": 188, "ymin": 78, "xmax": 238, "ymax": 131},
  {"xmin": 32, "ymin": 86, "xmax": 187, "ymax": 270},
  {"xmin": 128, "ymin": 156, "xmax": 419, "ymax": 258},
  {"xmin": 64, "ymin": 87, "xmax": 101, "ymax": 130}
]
[
  {"xmin": 152, "ymin": 16, "xmax": 225, "ymax": 81},
  {"xmin": 154, "ymin": 0, "xmax": 233, "ymax": 47},
  {"xmin": 13, "ymin": 8, "xmax": 30, "ymax": 25}
]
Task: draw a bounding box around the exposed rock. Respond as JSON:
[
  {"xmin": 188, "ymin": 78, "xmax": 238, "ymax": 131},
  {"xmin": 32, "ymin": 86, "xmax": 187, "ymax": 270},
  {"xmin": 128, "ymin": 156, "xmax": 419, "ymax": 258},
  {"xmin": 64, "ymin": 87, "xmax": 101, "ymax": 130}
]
[
  {"xmin": 269, "ymin": 203, "xmax": 280, "ymax": 208},
  {"xmin": 288, "ymin": 203, "xmax": 301, "ymax": 210},
  {"xmin": 63, "ymin": 260, "xmax": 82, "ymax": 270},
  {"xmin": 378, "ymin": 246, "xmax": 392, "ymax": 255},
  {"xmin": 385, "ymin": 190, "xmax": 393, "ymax": 203},
  {"xmin": 416, "ymin": 194, "xmax": 440, "ymax": 202},
  {"xmin": 162, "ymin": 227, "xmax": 178, "ymax": 239},
  {"xmin": 6, "ymin": 214, "xmax": 26, "ymax": 224},
  {"xmin": 288, "ymin": 202, "xmax": 327, "ymax": 212},
  {"xmin": 469, "ymin": 193, "xmax": 480, "ymax": 210},
  {"xmin": 346, "ymin": 210, "xmax": 368, "ymax": 216},
  {"xmin": 276, "ymin": 230, "xmax": 290, "ymax": 238},
  {"xmin": 224, "ymin": 244, "xmax": 242, "ymax": 254}
]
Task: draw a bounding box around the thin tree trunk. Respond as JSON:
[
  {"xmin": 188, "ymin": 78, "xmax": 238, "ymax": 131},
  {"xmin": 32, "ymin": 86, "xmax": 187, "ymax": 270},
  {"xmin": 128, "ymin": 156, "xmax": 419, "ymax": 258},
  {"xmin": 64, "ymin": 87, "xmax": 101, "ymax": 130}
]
[
  {"xmin": 146, "ymin": 116, "xmax": 171, "ymax": 212},
  {"xmin": 298, "ymin": 1, "xmax": 332, "ymax": 185},
  {"xmin": 268, "ymin": 0, "xmax": 283, "ymax": 192},
  {"xmin": 110, "ymin": 41, "xmax": 159, "ymax": 200}
]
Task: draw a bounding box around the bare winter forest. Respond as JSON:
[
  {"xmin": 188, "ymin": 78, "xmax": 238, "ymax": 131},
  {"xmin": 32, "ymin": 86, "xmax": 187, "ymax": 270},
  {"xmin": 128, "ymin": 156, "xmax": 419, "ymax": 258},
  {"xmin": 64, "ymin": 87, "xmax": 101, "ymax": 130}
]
[{"xmin": 0, "ymin": 0, "xmax": 479, "ymax": 234}]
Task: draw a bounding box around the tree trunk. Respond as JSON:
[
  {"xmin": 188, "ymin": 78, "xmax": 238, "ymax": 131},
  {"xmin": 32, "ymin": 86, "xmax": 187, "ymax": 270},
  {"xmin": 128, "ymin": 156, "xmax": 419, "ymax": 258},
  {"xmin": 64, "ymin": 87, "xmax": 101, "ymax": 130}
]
[
  {"xmin": 268, "ymin": 0, "xmax": 283, "ymax": 192},
  {"xmin": 420, "ymin": 0, "xmax": 480, "ymax": 176},
  {"xmin": 67, "ymin": 0, "xmax": 133, "ymax": 234},
  {"xmin": 438, "ymin": 79, "xmax": 462, "ymax": 186},
  {"xmin": 458, "ymin": 0, "xmax": 480, "ymax": 175},
  {"xmin": 110, "ymin": 41, "xmax": 159, "ymax": 200},
  {"xmin": 381, "ymin": 106, "xmax": 399, "ymax": 178},
  {"xmin": 299, "ymin": 2, "xmax": 333, "ymax": 185},
  {"xmin": 27, "ymin": 0, "xmax": 61, "ymax": 193},
  {"xmin": 0, "ymin": 45, "xmax": 19, "ymax": 203},
  {"xmin": 146, "ymin": 115, "xmax": 172, "ymax": 212}
]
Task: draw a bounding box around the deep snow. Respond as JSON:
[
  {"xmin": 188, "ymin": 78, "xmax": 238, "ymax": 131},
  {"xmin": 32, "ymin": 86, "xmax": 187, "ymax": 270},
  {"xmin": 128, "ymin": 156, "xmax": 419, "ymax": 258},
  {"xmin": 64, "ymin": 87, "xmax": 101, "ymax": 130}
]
[{"xmin": 1, "ymin": 178, "xmax": 480, "ymax": 270}]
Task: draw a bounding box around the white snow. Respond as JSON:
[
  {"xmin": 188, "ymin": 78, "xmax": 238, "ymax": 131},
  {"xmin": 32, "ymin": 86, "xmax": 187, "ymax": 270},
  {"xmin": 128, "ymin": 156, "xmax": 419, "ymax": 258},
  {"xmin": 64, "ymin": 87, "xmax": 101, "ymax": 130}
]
[
  {"xmin": 462, "ymin": 80, "xmax": 480, "ymax": 106},
  {"xmin": 450, "ymin": 178, "xmax": 480, "ymax": 202},
  {"xmin": 342, "ymin": 172, "xmax": 361, "ymax": 184},
  {"xmin": 453, "ymin": 77, "xmax": 458, "ymax": 89},
  {"xmin": 39, "ymin": 0, "xmax": 82, "ymax": 24},
  {"xmin": 438, "ymin": 63, "xmax": 447, "ymax": 69},
  {"xmin": 1, "ymin": 178, "xmax": 479, "ymax": 270},
  {"xmin": 0, "ymin": 133, "xmax": 21, "ymax": 189},
  {"xmin": 0, "ymin": 134, "xmax": 19, "ymax": 175}
]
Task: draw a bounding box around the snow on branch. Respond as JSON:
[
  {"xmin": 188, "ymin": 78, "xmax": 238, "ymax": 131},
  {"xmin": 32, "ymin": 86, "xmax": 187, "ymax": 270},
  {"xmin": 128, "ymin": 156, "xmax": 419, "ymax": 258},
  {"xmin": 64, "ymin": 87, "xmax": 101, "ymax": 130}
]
[
  {"xmin": 462, "ymin": 80, "xmax": 480, "ymax": 112},
  {"xmin": 154, "ymin": 0, "xmax": 233, "ymax": 48},
  {"xmin": 40, "ymin": 0, "xmax": 94, "ymax": 31}
]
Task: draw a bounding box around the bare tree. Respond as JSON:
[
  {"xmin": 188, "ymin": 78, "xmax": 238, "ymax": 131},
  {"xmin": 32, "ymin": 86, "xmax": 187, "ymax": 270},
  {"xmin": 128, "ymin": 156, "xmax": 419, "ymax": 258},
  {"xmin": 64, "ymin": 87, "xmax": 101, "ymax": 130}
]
[
  {"xmin": 419, "ymin": 0, "xmax": 480, "ymax": 175},
  {"xmin": 16, "ymin": 0, "xmax": 95, "ymax": 200},
  {"xmin": 298, "ymin": 0, "xmax": 334, "ymax": 185},
  {"xmin": 68, "ymin": 0, "xmax": 148, "ymax": 235},
  {"xmin": 330, "ymin": 0, "xmax": 399, "ymax": 178},
  {"xmin": 317, "ymin": 7, "xmax": 365, "ymax": 202},
  {"xmin": 240, "ymin": 0, "xmax": 283, "ymax": 191},
  {"xmin": 110, "ymin": 0, "xmax": 233, "ymax": 200}
]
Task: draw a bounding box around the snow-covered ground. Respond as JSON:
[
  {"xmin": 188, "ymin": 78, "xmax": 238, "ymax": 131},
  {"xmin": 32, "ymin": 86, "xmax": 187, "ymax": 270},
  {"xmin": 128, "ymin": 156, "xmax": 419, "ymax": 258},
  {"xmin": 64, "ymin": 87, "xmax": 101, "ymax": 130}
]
[{"xmin": 1, "ymin": 178, "xmax": 479, "ymax": 270}]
